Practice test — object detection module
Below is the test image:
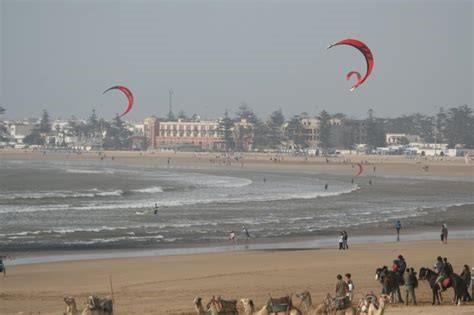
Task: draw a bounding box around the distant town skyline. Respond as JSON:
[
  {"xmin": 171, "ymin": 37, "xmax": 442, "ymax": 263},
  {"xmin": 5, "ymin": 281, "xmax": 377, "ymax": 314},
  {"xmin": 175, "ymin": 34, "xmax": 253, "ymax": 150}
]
[{"xmin": 1, "ymin": 1, "xmax": 472, "ymax": 120}]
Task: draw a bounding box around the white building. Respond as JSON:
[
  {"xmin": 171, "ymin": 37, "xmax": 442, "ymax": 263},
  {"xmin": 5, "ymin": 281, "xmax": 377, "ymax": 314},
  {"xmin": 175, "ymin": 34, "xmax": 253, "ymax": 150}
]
[{"xmin": 8, "ymin": 123, "xmax": 34, "ymax": 144}]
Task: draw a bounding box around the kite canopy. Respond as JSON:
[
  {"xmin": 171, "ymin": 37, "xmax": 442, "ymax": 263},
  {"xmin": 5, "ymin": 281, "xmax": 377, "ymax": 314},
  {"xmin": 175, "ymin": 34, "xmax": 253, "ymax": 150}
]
[
  {"xmin": 346, "ymin": 71, "xmax": 362, "ymax": 84},
  {"xmin": 353, "ymin": 163, "xmax": 364, "ymax": 177},
  {"xmin": 328, "ymin": 38, "xmax": 374, "ymax": 91},
  {"xmin": 102, "ymin": 85, "xmax": 134, "ymax": 117}
]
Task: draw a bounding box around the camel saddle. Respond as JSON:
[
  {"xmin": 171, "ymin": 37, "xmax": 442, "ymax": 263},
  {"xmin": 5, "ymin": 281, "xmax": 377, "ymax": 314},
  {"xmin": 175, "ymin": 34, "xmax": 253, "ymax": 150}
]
[
  {"xmin": 88, "ymin": 295, "xmax": 113, "ymax": 313},
  {"xmin": 334, "ymin": 296, "xmax": 350, "ymax": 311},
  {"xmin": 266, "ymin": 296, "xmax": 291, "ymax": 313},
  {"xmin": 213, "ymin": 297, "xmax": 238, "ymax": 314}
]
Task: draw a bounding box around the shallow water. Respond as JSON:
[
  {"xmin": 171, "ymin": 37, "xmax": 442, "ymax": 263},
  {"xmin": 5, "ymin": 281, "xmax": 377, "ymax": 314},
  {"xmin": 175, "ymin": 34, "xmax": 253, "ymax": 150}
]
[{"xmin": 0, "ymin": 158, "xmax": 473, "ymax": 251}]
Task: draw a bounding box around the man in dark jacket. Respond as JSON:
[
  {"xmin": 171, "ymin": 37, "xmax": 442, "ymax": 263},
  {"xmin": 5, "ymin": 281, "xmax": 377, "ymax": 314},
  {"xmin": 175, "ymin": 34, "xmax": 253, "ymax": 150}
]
[
  {"xmin": 404, "ymin": 268, "xmax": 418, "ymax": 305},
  {"xmin": 460, "ymin": 265, "xmax": 472, "ymax": 301},
  {"xmin": 443, "ymin": 257, "xmax": 453, "ymax": 276}
]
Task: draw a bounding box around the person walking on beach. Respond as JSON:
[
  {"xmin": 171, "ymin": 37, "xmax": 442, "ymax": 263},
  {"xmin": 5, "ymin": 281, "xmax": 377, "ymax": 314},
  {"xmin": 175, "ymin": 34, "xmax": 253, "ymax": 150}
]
[
  {"xmin": 242, "ymin": 225, "xmax": 250, "ymax": 240},
  {"xmin": 395, "ymin": 220, "xmax": 402, "ymax": 241},
  {"xmin": 404, "ymin": 268, "xmax": 418, "ymax": 305},
  {"xmin": 342, "ymin": 231, "xmax": 349, "ymax": 250},
  {"xmin": 345, "ymin": 273, "xmax": 355, "ymax": 301},
  {"xmin": 441, "ymin": 224, "xmax": 448, "ymax": 244},
  {"xmin": 338, "ymin": 232, "xmax": 344, "ymax": 250},
  {"xmin": 229, "ymin": 231, "xmax": 236, "ymax": 244}
]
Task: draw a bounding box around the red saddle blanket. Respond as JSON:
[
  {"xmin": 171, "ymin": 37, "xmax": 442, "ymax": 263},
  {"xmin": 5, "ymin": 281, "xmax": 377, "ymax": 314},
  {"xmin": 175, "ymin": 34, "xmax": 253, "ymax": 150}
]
[{"xmin": 442, "ymin": 278, "xmax": 451, "ymax": 288}]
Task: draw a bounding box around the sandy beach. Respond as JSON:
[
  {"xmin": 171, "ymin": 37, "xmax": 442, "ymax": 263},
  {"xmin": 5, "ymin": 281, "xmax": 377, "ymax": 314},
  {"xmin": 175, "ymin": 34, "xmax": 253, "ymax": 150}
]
[
  {"xmin": 0, "ymin": 239, "xmax": 473, "ymax": 314},
  {"xmin": 1, "ymin": 149, "xmax": 472, "ymax": 178},
  {"xmin": 0, "ymin": 150, "xmax": 473, "ymax": 314}
]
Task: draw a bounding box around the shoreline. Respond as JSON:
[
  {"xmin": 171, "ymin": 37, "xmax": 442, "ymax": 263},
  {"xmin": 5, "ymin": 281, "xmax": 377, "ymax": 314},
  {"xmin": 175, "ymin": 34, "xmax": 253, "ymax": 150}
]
[
  {"xmin": 1, "ymin": 149, "xmax": 473, "ymax": 180},
  {"xmin": 8, "ymin": 228, "xmax": 474, "ymax": 266}
]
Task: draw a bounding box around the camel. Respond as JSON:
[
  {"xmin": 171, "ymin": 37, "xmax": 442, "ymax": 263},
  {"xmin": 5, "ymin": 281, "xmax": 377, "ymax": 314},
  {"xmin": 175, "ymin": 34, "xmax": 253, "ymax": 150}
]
[
  {"xmin": 367, "ymin": 295, "xmax": 390, "ymax": 315},
  {"xmin": 193, "ymin": 296, "xmax": 222, "ymax": 315},
  {"xmin": 63, "ymin": 296, "xmax": 113, "ymax": 315},
  {"xmin": 294, "ymin": 292, "xmax": 357, "ymax": 315},
  {"xmin": 240, "ymin": 298, "xmax": 301, "ymax": 315},
  {"xmin": 64, "ymin": 296, "xmax": 81, "ymax": 315}
]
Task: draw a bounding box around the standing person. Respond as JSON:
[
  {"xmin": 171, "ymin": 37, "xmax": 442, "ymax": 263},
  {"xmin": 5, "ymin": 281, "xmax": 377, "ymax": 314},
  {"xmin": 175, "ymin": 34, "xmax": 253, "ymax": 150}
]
[
  {"xmin": 442, "ymin": 224, "xmax": 448, "ymax": 244},
  {"xmin": 459, "ymin": 265, "xmax": 472, "ymax": 301},
  {"xmin": 229, "ymin": 231, "xmax": 236, "ymax": 244},
  {"xmin": 325, "ymin": 183, "xmax": 328, "ymax": 191},
  {"xmin": 335, "ymin": 274, "xmax": 349, "ymax": 298},
  {"xmin": 338, "ymin": 232, "xmax": 344, "ymax": 250},
  {"xmin": 343, "ymin": 231, "xmax": 349, "ymax": 250},
  {"xmin": 242, "ymin": 225, "xmax": 250, "ymax": 240},
  {"xmin": 345, "ymin": 273, "xmax": 355, "ymax": 301},
  {"xmin": 404, "ymin": 268, "xmax": 418, "ymax": 305},
  {"xmin": 440, "ymin": 224, "xmax": 445, "ymax": 243},
  {"xmin": 395, "ymin": 220, "xmax": 402, "ymax": 241}
]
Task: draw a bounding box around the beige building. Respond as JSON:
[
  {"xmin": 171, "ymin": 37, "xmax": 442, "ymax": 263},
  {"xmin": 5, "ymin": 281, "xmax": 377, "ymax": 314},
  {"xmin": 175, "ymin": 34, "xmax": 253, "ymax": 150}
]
[{"xmin": 144, "ymin": 117, "xmax": 225, "ymax": 150}]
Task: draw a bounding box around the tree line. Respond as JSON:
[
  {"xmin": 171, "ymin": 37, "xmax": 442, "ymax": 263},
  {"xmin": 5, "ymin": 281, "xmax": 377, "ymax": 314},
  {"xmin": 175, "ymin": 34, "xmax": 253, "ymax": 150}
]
[
  {"xmin": 219, "ymin": 104, "xmax": 474, "ymax": 150},
  {"xmin": 2, "ymin": 104, "xmax": 473, "ymax": 150}
]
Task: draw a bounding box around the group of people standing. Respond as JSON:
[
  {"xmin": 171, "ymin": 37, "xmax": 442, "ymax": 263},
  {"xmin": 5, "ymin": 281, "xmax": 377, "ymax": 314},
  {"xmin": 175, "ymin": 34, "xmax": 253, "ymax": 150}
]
[
  {"xmin": 338, "ymin": 231, "xmax": 349, "ymax": 250},
  {"xmin": 335, "ymin": 273, "xmax": 355, "ymax": 304},
  {"xmin": 229, "ymin": 225, "xmax": 250, "ymax": 244}
]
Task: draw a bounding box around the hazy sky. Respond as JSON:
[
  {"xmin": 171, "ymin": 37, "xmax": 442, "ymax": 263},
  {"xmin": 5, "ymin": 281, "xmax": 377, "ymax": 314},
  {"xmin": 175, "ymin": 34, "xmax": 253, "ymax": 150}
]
[{"xmin": 1, "ymin": 0, "xmax": 472, "ymax": 120}]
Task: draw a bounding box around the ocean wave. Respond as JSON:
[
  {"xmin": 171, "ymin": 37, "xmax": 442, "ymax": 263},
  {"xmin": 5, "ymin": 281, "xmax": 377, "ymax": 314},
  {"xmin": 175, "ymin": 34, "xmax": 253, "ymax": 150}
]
[
  {"xmin": 0, "ymin": 185, "xmax": 359, "ymax": 213},
  {"xmin": 131, "ymin": 186, "xmax": 164, "ymax": 194},
  {"xmin": 0, "ymin": 226, "xmax": 131, "ymax": 238},
  {"xmin": 0, "ymin": 189, "xmax": 123, "ymax": 201},
  {"xmin": 65, "ymin": 169, "xmax": 115, "ymax": 174},
  {"xmin": 63, "ymin": 235, "xmax": 165, "ymax": 245}
]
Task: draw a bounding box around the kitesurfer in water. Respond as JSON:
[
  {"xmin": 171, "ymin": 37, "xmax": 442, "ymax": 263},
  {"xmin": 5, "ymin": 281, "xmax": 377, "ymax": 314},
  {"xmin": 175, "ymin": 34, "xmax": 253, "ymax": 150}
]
[
  {"xmin": 154, "ymin": 203, "xmax": 159, "ymax": 215},
  {"xmin": 325, "ymin": 183, "xmax": 328, "ymax": 191}
]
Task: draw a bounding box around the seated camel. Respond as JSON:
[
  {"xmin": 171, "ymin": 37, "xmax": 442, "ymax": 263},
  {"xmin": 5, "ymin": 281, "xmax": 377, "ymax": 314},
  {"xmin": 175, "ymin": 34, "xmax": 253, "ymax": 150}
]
[
  {"xmin": 193, "ymin": 296, "xmax": 238, "ymax": 315},
  {"xmin": 63, "ymin": 295, "xmax": 113, "ymax": 315},
  {"xmin": 367, "ymin": 294, "xmax": 390, "ymax": 315},
  {"xmin": 84, "ymin": 295, "xmax": 113, "ymax": 315},
  {"xmin": 63, "ymin": 296, "xmax": 81, "ymax": 315},
  {"xmin": 295, "ymin": 291, "xmax": 356, "ymax": 315},
  {"xmin": 240, "ymin": 296, "xmax": 302, "ymax": 315}
]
